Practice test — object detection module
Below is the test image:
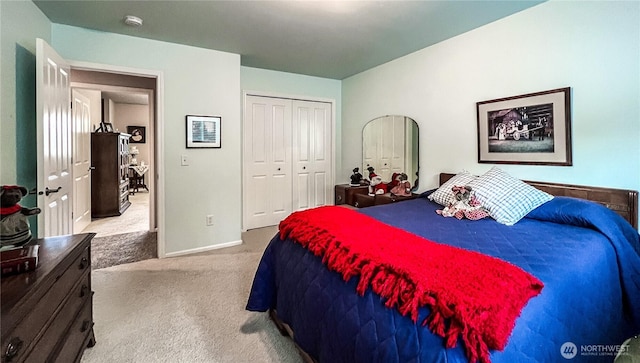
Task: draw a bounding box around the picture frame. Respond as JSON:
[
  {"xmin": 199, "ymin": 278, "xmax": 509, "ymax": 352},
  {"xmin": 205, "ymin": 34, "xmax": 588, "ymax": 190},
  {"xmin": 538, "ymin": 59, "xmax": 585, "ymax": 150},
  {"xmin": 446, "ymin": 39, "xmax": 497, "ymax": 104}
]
[
  {"xmin": 476, "ymin": 87, "xmax": 572, "ymax": 166},
  {"xmin": 186, "ymin": 115, "xmax": 221, "ymax": 148},
  {"xmin": 99, "ymin": 122, "xmax": 114, "ymax": 133},
  {"xmin": 127, "ymin": 125, "xmax": 146, "ymax": 143}
]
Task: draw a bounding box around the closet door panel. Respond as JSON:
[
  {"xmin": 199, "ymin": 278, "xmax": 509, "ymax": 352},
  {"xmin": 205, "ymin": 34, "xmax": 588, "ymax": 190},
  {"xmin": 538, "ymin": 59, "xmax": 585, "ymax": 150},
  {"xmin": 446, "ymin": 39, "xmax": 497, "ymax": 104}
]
[
  {"xmin": 295, "ymin": 173, "xmax": 311, "ymax": 210},
  {"xmin": 390, "ymin": 116, "xmax": 407, "ymax": 176},
  {"xmin": 293, "ymin": 100, "xmax": 332, "ymax": 210},
  {"xmin": 244, "ymin": 96, "xmax": 292, "ymax": 229},
  {"xmin": 314, "ymin": 171, "xmax": 328, "ymax": 208}
]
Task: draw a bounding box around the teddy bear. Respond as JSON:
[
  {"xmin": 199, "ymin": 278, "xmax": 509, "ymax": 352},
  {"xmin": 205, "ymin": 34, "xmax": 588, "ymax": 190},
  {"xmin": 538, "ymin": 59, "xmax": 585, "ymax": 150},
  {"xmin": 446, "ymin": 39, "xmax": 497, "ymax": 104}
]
[
  {"xmin": 350, "ymin": 167, "xmax": 363, "ymax": 186},
  {"xmin": 1, "ymin": 185, "xmax": 41, "ymax": 248},
  {"xmin": 436, "ymin": 185, "xmax": 489, "ymax": 220},
  {"xmin": 368, "ymin": 173, "xmax": 387, "ymax": 196},
  {"xmin": 390, "ymin": 173, "xmax": 412, "ymax": 197}
]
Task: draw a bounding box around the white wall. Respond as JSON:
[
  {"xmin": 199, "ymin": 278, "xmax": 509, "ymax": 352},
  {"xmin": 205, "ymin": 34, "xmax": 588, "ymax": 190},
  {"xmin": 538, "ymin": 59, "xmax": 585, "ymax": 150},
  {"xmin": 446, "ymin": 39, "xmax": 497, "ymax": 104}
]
[
  {"xmin": 343, "ymin": 1, "xmax": 640, "ymax": 195},
  {"xmin": 52, "ymin": 24, "xmax": 242, "ymax": 254}
]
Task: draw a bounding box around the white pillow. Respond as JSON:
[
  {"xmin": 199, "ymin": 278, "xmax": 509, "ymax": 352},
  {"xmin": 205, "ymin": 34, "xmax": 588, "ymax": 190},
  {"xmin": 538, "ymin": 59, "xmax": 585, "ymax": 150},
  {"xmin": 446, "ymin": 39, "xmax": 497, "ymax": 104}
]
[
  {"xmin": 428, "ymin": 171, "xmax": 476, "ymax": 206},
  {"xmin": 467, "ymin": 167, "xmax": 553, "ymax": 226}
]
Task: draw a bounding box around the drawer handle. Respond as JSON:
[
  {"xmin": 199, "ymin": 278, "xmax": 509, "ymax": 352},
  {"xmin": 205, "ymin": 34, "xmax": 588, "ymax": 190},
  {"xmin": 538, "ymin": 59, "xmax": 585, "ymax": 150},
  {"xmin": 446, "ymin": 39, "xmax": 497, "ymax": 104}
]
[
  {"xmin": 5, "ymin": 337, "xmax": 23, "ymax": 362},
  {"xmin": 79, "ymin": 257, "xmax": 89, "ymax": 270},
  {"xmin": 80, "ymin": 284, "xmax": 89, "ymax": 298},
  {"xmin": 81, "ymin": 320, "xmax": 92, "ymax": 333}
]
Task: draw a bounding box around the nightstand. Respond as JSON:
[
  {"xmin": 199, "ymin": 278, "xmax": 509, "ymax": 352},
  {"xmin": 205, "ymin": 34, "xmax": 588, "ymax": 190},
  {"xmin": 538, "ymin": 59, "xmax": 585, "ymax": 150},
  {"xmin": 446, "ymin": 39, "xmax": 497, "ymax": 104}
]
[{"xmin": 335, "ymin": 184, "xmax": 369, "ymax": 207}]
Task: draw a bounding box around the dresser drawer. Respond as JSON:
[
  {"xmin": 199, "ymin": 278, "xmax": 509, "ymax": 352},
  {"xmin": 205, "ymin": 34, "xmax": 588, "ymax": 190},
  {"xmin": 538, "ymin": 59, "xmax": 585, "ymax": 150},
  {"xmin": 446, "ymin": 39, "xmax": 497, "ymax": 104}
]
[
  {"xmin": 1, "ymin": 247, "xmax": 90, "ymax": 363},
  {"xmin": 335, "ymin": 185, "xmax": 369, "ymax": 206},
  {"xmin": 22, "ymin": 271, "xmax": 91, "ymax": 363},
  {"xmin": 50, "ymin": 296, "xmax": 94, "ymax": 363}
]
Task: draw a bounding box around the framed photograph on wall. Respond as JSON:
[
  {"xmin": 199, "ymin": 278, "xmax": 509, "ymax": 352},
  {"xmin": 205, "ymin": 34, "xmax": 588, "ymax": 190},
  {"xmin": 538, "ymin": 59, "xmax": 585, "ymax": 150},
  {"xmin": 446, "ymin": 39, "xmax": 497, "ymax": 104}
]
[
  {"xmin": 127, "ymin": 126, "xmax": 146, "ymax": 143},
  {"xmin": 476, "ymin": 87, "xmax": 572, "ymax": 166},
  {"xmin": 186, "ymin": 115, "xmax": 221, "ymax": 148}
]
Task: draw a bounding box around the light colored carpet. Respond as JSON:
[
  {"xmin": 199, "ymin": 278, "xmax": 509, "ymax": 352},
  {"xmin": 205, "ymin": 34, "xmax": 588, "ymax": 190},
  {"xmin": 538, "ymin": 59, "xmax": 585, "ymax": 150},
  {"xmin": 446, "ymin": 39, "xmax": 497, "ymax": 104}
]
[
  {"xmin": 81, "ymin": 229, "xmax": 301, "ymax": 363},
  {"xmin": 83, "ymin": 192, "xmax": 150, "ymax": 237}
]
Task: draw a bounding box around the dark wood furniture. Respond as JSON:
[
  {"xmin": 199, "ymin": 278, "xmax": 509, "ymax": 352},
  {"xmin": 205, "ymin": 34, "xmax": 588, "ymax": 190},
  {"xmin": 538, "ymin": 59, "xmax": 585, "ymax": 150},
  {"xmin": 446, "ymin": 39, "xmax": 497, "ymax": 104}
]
[
  {"xmin": 439, "ymin": 172, "xmax": 638, "ymax": 229},
  {"xmin": 91, "ymin": 132, "xmax": 131, "ymax": 217},
  {"xmin": 1, "ymin": 233, "xmax": 96, "ymax": 363},
  {"xmin": 128, "ymin": 167, "xmax": 149, "ymax": 194},
  {"xmin": 354, "ymin": 192, "xmax": 418, "ymax": 208},
  {"xmin": 334, "ymin": 184, "xmax": 369, "ymax": 207}
]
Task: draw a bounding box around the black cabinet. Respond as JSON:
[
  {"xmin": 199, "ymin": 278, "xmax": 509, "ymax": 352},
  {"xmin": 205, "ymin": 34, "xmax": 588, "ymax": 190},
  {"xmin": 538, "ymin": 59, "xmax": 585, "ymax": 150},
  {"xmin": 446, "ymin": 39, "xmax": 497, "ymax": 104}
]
[{"xmin": 91, "ymin": 133, "xmax": 131, "ymax": 217}]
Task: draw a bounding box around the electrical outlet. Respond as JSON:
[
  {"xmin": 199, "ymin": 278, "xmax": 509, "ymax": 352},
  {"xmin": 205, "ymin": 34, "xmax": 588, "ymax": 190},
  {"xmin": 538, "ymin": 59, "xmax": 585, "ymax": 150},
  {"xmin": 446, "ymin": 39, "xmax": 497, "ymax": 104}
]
[
  {"xmin": 206, "ymin": 215, "xmax": 214, "ymax": 226},
  {"xmin": 181, "ymin": 155, "xmax": 189, "ymax": 166}
]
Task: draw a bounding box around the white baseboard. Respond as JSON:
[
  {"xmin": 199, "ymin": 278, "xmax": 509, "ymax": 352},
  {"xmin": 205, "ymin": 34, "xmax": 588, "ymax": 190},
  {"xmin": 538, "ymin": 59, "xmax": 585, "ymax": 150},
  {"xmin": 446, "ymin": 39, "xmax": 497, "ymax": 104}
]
[{"xmin": 163, "ymin": 239, "xmax": 243, "ymax": 258}]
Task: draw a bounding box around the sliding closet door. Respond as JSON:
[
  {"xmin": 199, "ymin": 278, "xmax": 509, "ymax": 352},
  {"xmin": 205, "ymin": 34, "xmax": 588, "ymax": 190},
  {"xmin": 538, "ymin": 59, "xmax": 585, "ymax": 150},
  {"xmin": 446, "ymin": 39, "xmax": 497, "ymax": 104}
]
[
  {"xmin": 292, "ymin": 100, "xmax": 332, "ymax": 211},
  {"xmin": 243, "ymin": 95, "xmax": 292, "ymax": 230}
]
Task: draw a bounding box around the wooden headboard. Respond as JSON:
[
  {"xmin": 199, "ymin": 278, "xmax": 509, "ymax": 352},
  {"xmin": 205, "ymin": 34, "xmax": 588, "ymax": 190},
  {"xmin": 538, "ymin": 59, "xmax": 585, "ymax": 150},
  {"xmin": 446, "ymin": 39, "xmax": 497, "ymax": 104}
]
[{"xmin": 439, "ymin": 173, "xmax": 639, "ymax": 229}]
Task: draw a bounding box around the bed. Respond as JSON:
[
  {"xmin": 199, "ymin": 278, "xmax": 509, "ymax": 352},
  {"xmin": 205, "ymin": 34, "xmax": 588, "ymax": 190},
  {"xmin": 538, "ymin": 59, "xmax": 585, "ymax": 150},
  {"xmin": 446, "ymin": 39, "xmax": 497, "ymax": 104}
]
[{"xmin": 246, "ymin": 169, "xmax": 640, "ymax": 363}]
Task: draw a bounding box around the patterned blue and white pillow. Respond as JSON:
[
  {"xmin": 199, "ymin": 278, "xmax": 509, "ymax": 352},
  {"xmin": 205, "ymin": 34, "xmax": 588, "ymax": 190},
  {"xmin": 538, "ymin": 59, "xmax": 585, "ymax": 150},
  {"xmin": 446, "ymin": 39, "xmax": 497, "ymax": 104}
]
[
  {"xmin": 428, "ymin": 171, "xmax": 476, "ymax": 206},
  {"xmin": 467, "ymin": 167, "xmax": 553, "ymax": 225}
]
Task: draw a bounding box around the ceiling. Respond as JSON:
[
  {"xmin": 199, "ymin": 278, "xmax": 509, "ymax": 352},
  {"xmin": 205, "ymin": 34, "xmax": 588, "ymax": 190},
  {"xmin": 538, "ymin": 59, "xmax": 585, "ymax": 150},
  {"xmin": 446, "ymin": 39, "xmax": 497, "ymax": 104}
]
[{"xmin": 34, "ymin": 0, "xmax": 543, "ymax": 80}]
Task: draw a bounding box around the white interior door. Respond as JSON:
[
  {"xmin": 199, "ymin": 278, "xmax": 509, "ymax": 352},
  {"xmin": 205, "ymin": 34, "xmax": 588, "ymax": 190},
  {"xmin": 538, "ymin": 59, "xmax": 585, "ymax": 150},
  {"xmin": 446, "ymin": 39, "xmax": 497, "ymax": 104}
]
[
  {"xmin": 390, "ymin": 115, "xmax": 407, "ymax": 177},
  {"xmin": 363, "ymin": 121, "xmax": 378, "ymax": 177},
  {"xmin": 292, "ymin": 100, "xmax": 332, "ymax": 210},
  {"xmin": 243, "ymin": 95, "xmax": 292, "ymax": 230},
  {"xmin": 378, "ymin": 117, "xmax": 394, "ymax": 181},
  {"xmin": 36, "ymin": 38, "xmax": 72, "ymax": 237},
  {"xmin": 71, "ymin": 89, "xmax": 92, "ymax": 233}
]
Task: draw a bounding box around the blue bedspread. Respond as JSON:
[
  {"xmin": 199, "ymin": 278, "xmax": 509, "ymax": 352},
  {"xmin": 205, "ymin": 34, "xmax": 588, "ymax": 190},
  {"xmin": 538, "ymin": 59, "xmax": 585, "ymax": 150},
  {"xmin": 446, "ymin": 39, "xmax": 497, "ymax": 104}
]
[{"xmin": 247, "ymin": 196, "xmax": 640, "ymax": 363}]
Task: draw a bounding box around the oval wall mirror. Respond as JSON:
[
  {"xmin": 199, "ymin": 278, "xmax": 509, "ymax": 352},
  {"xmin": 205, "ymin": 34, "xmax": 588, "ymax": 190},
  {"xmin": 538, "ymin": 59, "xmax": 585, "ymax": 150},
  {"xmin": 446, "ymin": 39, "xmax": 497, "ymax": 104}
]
[{"xmin": 362, "ymin": 115, "xmax": 419, "ymax": 189}]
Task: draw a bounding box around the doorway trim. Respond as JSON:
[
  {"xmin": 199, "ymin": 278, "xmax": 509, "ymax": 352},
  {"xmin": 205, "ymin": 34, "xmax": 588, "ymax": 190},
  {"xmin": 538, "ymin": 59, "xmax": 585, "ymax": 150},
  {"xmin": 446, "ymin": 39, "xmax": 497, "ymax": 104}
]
[{"xmin": 69, "ymin": 60, "xmax": 166, "ymax": 258}]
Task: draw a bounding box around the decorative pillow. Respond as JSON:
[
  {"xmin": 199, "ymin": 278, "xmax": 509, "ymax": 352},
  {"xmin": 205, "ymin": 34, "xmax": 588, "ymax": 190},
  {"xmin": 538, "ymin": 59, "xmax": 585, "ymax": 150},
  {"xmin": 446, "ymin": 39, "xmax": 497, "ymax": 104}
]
[
  {"xmin": 466, "ymin": 167, "xmax": 553, "ymax": 226},
  {"xmin": 427, "ymin": 171, "xmax": 476, "ymax": 206}
]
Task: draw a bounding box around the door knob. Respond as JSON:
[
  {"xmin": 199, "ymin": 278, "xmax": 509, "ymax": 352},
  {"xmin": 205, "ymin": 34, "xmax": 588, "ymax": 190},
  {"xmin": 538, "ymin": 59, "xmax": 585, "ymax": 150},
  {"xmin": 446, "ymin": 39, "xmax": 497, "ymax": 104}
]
[
  {"xmin": 277, "ymin": 168, "xmax": 281, "ymax": 171},
  {"xmin": 89, "ymin": 166, "xmax": 96, "ymax": 171},
  {"xmin": 39, "ymin": 187, "xmax": 62, "ymax": 196}
]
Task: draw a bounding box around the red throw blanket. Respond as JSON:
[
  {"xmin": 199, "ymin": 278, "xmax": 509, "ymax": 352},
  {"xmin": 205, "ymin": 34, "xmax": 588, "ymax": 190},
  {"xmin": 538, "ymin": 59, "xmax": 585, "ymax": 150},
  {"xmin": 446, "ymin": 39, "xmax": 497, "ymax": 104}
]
[{"xmin": 279, "ymin": 206, "xmax": 543, "ymax": 363}]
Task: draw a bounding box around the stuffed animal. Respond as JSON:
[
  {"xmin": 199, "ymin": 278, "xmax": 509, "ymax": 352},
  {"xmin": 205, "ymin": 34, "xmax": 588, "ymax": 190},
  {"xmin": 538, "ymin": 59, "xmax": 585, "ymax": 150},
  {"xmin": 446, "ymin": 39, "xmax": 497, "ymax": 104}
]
[
  {"xmin": 368, "ymin": 173, "xmax": 387, "ymax": 196},
  {"xmin": 366, "ymin": 166, "xmax": 376, "ymax": 181},
  {"xmin": 436, "ymin": 185, "xmax": 489, "ymax": 220},
  {"xmin": 350, "ymin": 167, "xmax": 363, "ymax": 186},
  {"xmin": 388, "ymin": 172, "xmax": 400, "ymax": 189},
  {"xmin": 390, "ymin": 173, "xmax": 412, "ymax": 197},
  {"xmin": 1, "ymin": 185, "xmax": 41, "ymax": 247}
]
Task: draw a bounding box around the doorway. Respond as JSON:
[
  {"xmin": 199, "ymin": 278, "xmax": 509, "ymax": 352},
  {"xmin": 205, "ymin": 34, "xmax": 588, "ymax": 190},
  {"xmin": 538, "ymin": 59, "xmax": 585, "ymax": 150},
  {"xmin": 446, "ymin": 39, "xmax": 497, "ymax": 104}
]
[{"xmin": 69, "ymin": 69, "xmax": 162, "ymax": 267}]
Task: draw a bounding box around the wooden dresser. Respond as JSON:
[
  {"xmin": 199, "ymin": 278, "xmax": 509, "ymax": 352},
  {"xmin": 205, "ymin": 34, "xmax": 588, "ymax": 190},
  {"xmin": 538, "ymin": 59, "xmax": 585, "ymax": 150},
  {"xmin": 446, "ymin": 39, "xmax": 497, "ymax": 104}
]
[
  {"xmin": 91, "ymin": 132, "xmax": 131, "ymax": 217},
  {"xmin": 1, "ymin": 233, "xmax": 96, "ymax": 363}
]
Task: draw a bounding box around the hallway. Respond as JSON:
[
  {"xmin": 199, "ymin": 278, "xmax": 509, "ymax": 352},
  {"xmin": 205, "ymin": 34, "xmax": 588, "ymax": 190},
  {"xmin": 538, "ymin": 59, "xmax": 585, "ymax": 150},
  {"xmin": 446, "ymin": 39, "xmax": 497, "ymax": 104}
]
[{"xmin": 82, "ymin": 192, "xmax": 149, "ymax": 237}]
